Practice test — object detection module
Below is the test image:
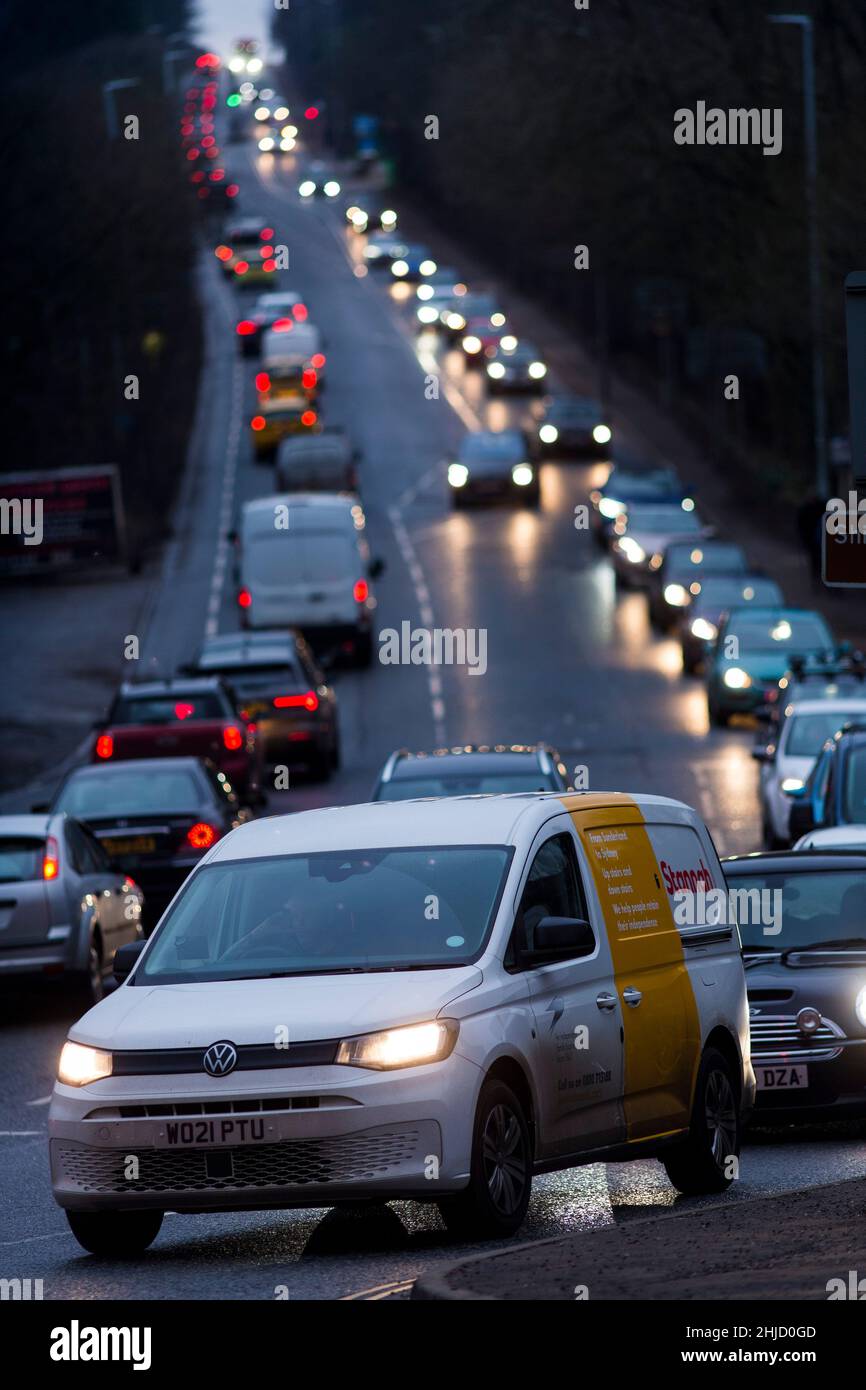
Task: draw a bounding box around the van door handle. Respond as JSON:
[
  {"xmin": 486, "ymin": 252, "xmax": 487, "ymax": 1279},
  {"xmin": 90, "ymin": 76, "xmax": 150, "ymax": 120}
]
[
  {"xmin": 622, "ymin": 986, "xmax": 642, "ymax": 1008},
  {"xmin": 596, "ymin": 992, "xmax": 617, "ymax": 1012}
]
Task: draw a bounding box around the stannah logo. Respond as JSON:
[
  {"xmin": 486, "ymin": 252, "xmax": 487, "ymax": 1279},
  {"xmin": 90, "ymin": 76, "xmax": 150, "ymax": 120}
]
[{"xmin": 660, "ymin": 858, "xmax": 716, "ymax": 896}]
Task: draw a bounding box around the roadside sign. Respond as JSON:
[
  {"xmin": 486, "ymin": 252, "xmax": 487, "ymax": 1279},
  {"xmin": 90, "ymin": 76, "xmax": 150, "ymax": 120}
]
[
  {"xmin": 0, "ymin": 465, "xmax": 128, "ymax": 577},
  {"xmin": 822, "ymin": 496, "xmax": 866, "ymax": 587},
  {"xmin": 845, "ymin": 272, "xmax": 866, "ymax": 483}
]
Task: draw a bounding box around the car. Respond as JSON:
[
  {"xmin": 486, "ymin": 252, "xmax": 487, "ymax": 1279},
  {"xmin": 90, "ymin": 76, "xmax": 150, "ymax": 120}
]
[
  {"xmin": 485, "ymin": 340, "xmax": 548, "ymax": 393},
  {"xmin": 49, "ymin": 789, "xmax": 752, "ymax": 1255},
  {"xmin": 0, "ymin": 813, "xmax": 143, "ymax": 1004},
  {"xmin": 371, "ymin": 745, "xmax": 570, "ymax": 800},
  {"xmin": 706, "ymin": 607, "xmax": 836, "ymax": 727},
  {"xmin": 90, "ymin": 678, "xmax": 261, "ymax": 802},
  {"xmin": 345, "ymin": 201, "xmax": 398, "ymax": 234},
  {"xmin": 388, "ymin": 244, "xmax": 437, "ymax": 283},
  {"xmin": 754, "ymin": 698, "xmax": 866, "ymax": 847},
  {"xmin": 458, "ymin": 313, "xmax": 509, "ymax": 364},
  {"xmin": 217, "ymin": 218, "xmax": 270, "ymax": 277},
  {"xmin": 259, "ymin": 322, "xmax": 325, "ymax": 397},
  {"xmin": 535, "ymin": 395, "xmax": 612, "ymax": 457},
  {"xmin": 275, "ymin": 429, "xmax": 359, "ymax": 494},
  {"xmin": 236, "ymin": 493, "xmax": 384, "ymax": 667},
  {"xmin": 184, "ymin": 632, "xmax": 339, "ymax": 777},
  {"xmin": 609, "ymin": 502, "xmax": 709, "ymax": 587},
  {"xmin": 447, "ymin": 430, "xmax": 538, "ymax": 507},
  {"xmin": 439, "ymin": 292, "xmax": 503, "ymax": 342},
  {"xmin": 647, "ymin": 539, "xmax": 749, "ymax": 630},
  {"xmin": 363, "ymin": 231, "xmax": 408, "ymax": 268},
  {"xmin": 724, "ymin": 849, "xmax": 866, "ymax": 1122},
  {"xmin": 679, "ymin": 575, "xmax": 784, "ymax": 675},
  {"xmin": 298, "ymin": 166, "xmax": 341, "ymax": 199},
  {"xmin": 49, "ymin": 759, "xmax": 251, "ymax": 927},
  {"xmin": 250, "ymin": 395, "xmax": 320, "ymax": 460},
  {"xmin": 235, "ymin": 292, "xmax": 308, "ymax": 357},
  {"xmin": 590, "ymin": 461, "xmax": 691, "ymax": 543},
  {"xmin": 760, "ymin": 652, "xmax": 866, "ymax": 732},
  {"xmin": 793, "ymin": 826, "xmax": 866, "ymax": 850},
  {"xmin": 787, "ymin": 723, "xmax": 866, "ymax": 844}
]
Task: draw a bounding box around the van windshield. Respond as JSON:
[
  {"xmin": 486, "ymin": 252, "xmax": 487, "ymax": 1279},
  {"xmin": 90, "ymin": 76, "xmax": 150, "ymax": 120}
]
[
  {"xmin": 133, "ymin": 846, "xmax": 513, "ymax": 982},
  {"xmin": 246, "ymin": 534, "xmax": 356, "ymax": 584}
]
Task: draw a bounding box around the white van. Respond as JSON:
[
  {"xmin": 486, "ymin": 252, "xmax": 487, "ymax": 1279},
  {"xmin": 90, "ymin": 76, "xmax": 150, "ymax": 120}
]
[
  {"xmin": 236, "ymin": 494, "xmax": 382, "ymax": 666},
  {"xmin": 49, "ymin": 791, "xmax": 753, "ymax": 1254}
]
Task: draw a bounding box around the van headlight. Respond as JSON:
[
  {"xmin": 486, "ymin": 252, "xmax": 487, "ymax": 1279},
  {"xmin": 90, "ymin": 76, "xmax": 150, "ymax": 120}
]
[
  {"xmin": 58, "ymin": 1041, "xmax": 113, "ymax": 1087},
  {"xmin": 855, "ymin": 987, "xmax": 866, "ymax": 1029},
  {"xmin": 335, "ymin": 1020, "xmax": 458, "ymax": 1070},
  {"xmin": 690, "ymin": 617, "xmax": 717, "ymax": 641},
  {"xmin": 723, "ymin": 667, "xmax": 752, "ymax": 690}
]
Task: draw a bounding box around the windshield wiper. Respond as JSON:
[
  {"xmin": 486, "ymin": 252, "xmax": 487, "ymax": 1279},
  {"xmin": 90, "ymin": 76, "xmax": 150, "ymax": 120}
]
[{"xmin": 780, "ymin": 937, "xmax": 866, "ymax": 965}]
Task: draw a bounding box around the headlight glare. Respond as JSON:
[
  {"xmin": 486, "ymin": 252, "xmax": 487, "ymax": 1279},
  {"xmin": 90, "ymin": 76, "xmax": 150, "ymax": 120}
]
[
  {"xmin": 58, "ymin": 1041, "xmax": 113, "ymax": 1087},
  {"xmin": 336, "ymin": 1020, "xmax": 457, "ymax": 1069}
]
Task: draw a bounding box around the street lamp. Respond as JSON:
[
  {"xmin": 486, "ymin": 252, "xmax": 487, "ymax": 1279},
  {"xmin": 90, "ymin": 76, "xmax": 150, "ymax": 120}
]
[
  {"xmin": 768, "ymin": 13, "xmax": 828, "ymax": 495},
  {"xmin": 102, "ymin": 78, "xmax": 140, "ymax": 140}
]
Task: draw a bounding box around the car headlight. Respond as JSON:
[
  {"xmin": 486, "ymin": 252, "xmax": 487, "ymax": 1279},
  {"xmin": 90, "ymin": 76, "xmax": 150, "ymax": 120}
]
[
  {"xmin": 380, "ymin": 210, "xmax": 398, "ymax": 227},
  {"xmin": 391, "ymin": 259, "xmax": 409, "ymax": 277},
  {"xmin": 416, "ymin": 283, "xmax": 435, "ymax": 300},
  {"xmin": 417, "ymin": 305, "xmax": 440, "ymax": 324},
  {"xmin": 462, "ymin": 335, "xmax": 482, "ymax": 354},
  {"xmin": 682, "ymin": 496, "xmax": 695, "ymax": 512},
  {"xmin": 855, "ymin": 986, "xmax": 866, "ymax": 1029},
  {"xmin": 512, "ymin": 464, "xmax": 534, "ymax": 487},
  {"xmin": 598, "ymin": 497, "xmax": 624, "ymax": 520},
  {"xmin": 487, "ymin": 362, "xmax": 506, "ymax": 379},
  {"xmin": 364, "ymin": 245, "xmax": 383, "ymax": 260},
  {"xmin": 419, "ymin": 259, "xmax": 437, "ymax": 277},
  {"xmin": 528, "ymin": 361, "xmax": 547, "ymax": 379},
  {"xmin": 690, "ymin": 617, "xmax": 717, "ymax": 641},
  {"xmin": 663, "ymin": 583, "xmax": 689, "ymax": 607},
  {"xmin": 336, "ymin": 1020, "xmax": 458, "ymax": 1070},
  {"xmin": 723, "ymin": 667, "xmax": 752, "ymax": 690},
  {"xmin": 616, "ymin": 536, "xmax": 646, "ymax": 564},
  {"xmin": 446, "ymin": 312, "xmax": 466, "ymax": 330},
  {"xmin": 448, "ymin": 463, "xmax": 469, "ymax": 488},
  {"xmin": 323, "ymin": 180, "xmax": 341, "ymax": 197},
  {"xmin": 781, "ymin": 777, "xmax": 805, "ymax": 794},
  {"xmin": 58, "ymin": 1041, "xmax": 113, "ymax": 1087},
  {"xmin": 298, "ymin": 180, "xmax": 316, "ymax": 197},
  {"xmin": 258, "ymin": 137, "xmax": 275, "ymax": 152},
  {"xmin": 592, "ymin": 423, "xmax": 612, "ymax": 444},
  {"xmin": 539, "ymin": 424, "xmax": 559, "ymax": 444}
]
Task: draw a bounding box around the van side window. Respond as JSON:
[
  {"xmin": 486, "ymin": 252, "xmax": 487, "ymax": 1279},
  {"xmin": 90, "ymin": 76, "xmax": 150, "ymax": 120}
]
[{"xmin": 506, "ymin": 833, "xmax": 588, "ymax": 969}]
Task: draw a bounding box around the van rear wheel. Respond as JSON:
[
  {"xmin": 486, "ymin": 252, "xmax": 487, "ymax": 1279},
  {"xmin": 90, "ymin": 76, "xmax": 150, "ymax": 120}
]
[
  {"xmin": 663, "ymin": 1047, "xmax": 740, "ymax": 1196},
  {"xmin": 66, "ymin": 1208, "xmax": 163, "ymax": 1257},
  {"xmin": 437, "ymin": 1079, "xmax": 532, "ymax": 1240}
]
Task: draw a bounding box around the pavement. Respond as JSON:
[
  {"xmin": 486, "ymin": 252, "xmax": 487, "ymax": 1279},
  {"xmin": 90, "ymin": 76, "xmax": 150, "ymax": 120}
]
[{"xmin": 413, "ymin": 1174, "xmax": 866, "ymax": 1300}]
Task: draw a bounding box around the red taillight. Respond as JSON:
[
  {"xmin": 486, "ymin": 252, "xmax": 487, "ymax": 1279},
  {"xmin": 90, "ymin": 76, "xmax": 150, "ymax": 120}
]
[
  {"xmin": 353, "ymin": 579, "xmax": 369, "ymax": 603},
  {"xmin": 260, "ymin": 245, "xmax": 274, "ymax": 258},
  {"xmin": 95, "ymin": 734, "xmax": 114, "ymax": 759},
  {"xmin": 301, "ymin": 410, "xmax": 317, "ymax": 427},
  {"xmin": 215, "ymin": 244, "xmax": 232, "ymax": 261},
  {"xmin": 187, "ymin": 822, "xmax": 217, "ymax": 850},
  {"xmin": 250, "ymin": 415, "xmax": 266, "ymax": 431},
  {"xmin": 305, "ymin": 106, "xmax": 319, "ymax": 120},
  {"xmin": 272, "ymin": 317, "xmax": 293, "ymax": 332},
  {"xmin": 236, "ymin": 319, "xmax": 256, "ymax": 335},
  {"xmin": 234, "ymin": 260, "xmax": 249, "ymax": 275},
  {"xmin": 263, "ymin": 259, "xmax": 277, "ymax": 273},
  {"xmin": 274, "ymin": 690, "xmax": 319, "ymax": 711},
  {"xmin": 238, "ymin": 588, "xmax": 252, "ymax": 608},
  {"xmin": 226, "ymin": 184, "xmax": 239, "ymax": 198},
  {"xmin": 302, "ymin": 369, "xmax": 317, "ymax": 389},
  {"xmin": 255, "ymin": 372, "xmax": 270, "ymax": 392},
  {"xmin": 311, "ymin": 353, "xmax": 326, "ymax": 369},
  {"xmin": 223, "ymin": 725, "xmax": 243, "ymax": 751},
  {"xmin": 43, "ymin": 835, "xmax": 60, "ymax": 881},
  {"xmin": 293, "ymin": 304, "xmax": 308, "ymax": 321},
  {"xmin": 174, "ymin": 702, "xmax": 195, "ymax": 721},
  {"xmin": 261, "ymin": 227, "xmax": 275, "ymax": 240}
]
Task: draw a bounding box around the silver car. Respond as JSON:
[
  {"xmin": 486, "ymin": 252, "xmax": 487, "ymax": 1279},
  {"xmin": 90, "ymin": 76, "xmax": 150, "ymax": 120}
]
[{"xmin": 0, "ymin": 814, "xmax": 144, "ymax": 1003}]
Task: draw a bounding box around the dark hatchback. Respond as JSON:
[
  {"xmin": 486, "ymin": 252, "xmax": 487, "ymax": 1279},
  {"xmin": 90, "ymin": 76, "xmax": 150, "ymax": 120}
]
[
  {"xmin": 372, "ymin": 745, "xmax": 569, "ymax": 801},
  {"xmin": 724, "ymin": 850, "xmax": 866, "ymax": 1122},
  {"xmin": 49, "ymin": 758, "xmax": 252, "ymax": 928},
  {"xmin": 788, "ymin": 724, "xmax": 866, "ymax": 844}
]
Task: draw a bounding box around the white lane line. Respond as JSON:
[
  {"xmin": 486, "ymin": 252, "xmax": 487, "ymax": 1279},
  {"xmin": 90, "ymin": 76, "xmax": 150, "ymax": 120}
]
[
  {"xmin": 204, "ymin": 357, "xmax": 244, "ymax": 639},
  {"xmin": 26, "ymin": 1094, "xmax": 52, "ymax": 1107},
  {"xmin": 0, "ymin": 1230, "xmax": 74, "ymax": 1247},
  {"xmin": 0, "ymin": 1131, "xmax": 42, "ymax": 1137},
  {"xmin": 694, "ymin": 764, "xmax": 730, "ymax": 857},
  {"xmin": 388, "ymin": 505, "xmax": 447, "ymax": 746}
]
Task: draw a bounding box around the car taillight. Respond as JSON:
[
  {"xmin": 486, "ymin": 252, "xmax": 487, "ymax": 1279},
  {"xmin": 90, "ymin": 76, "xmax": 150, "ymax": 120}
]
[
  {"xmin": 251, "ymin": 415, "xmax": 266, "ymax": 431},
  {"xmin": 353, "ymin": 579, "xmax": 369, "ymax": 603},
  {"xmin": 301, "ymin": 410, "xmax": 317, "ymax": 427},
  {"xmin": 95, "ymin": 734, "xmax": 114, "ymax": 759},
  {"xmin": 238, "ymin": 588, "xmax": 252, "ymax": 608},
  {"xmin": 272, "ymin": 317, "xmax": 293, "ymax": 331},
  {"xmin": 187, "ymin": 823, "xmax": 217, "ymax": 850},
  {"xmin": 302, "ymin": 369, "xmax": 317, "ymax": 389},
  {"xmin": 311, "ymin": 353, "xmax": 326, "ymax": 369},
  {"xmin": 43, "ymin": 836, "xmax": 60, "ymax": 880},
  {"xmin": 234, "ymin": 260, "xmax": 249, "ymax": 275},
  {"xmin": 236, "ymin": 320, "xmax": 256, "ymax": 335},
  {"xmin": 274, "ymin": 691, "xmax": 319, "ymax": 711},
  {"xmin": 255, "ymin": 372, "xmax": 270, "ymax": 392},
  {"xmin": 293, "ymin": 304, "xmax": 308, "ymax": 321},
  {"xmin": 223, "ymin": 725, "xmax": 243, "ymax": 750}
]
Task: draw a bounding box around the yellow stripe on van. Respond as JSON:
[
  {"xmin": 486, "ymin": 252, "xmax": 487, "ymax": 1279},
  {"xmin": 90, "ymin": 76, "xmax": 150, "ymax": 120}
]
[{"xmin": 559, "ymin": 795, "xmax": 702, "ymax": 1143}]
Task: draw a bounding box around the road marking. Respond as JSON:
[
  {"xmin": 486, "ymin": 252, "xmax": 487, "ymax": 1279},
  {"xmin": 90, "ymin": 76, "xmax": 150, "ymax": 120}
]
[
  {"xmin": 204, "ymin": 357, "xmax": 243, "ymax": 639},
  {"xmin": 693, "ymin": 763, "xmax": 730, "ymax": 856},
  {"xmin": 27, "ymin": 1094, "xmax": 52, "ymax": 1107},
  {"xmin": 0, "ymin": 1131, "xmax": 42, "ymax": 1137},
  {"xmin": 388, "ymin": 505, "xmax": 448, "ymax": 746},
  {"xmin": 341, "ymin": 1279, "xmax": 415, "ymax": 1301}
]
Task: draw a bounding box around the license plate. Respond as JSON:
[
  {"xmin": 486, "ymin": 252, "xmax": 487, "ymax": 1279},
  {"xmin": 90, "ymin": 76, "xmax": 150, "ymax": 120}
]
[
  {"xmin": 756, "ymin": 1064, "xmax": 809, "ymax": 1090},
  {"xmin": 101, "ymin": 836, "xmax": 156, "ymax": 856},
  {"xmin": 163, "ymin": 1117, "xmax": 268, "ymax": 1147}
]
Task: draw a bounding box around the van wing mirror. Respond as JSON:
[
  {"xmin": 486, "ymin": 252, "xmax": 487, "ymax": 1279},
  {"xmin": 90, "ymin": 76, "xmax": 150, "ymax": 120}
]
[{"xmin": 524, "ymin": 916, "xmax": 595, "ymax": 964}]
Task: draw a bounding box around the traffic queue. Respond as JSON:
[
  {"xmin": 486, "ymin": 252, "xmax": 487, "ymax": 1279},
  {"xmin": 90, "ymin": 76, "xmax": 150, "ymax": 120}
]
[{"xmin": 8, "ymin": 59, "xmax": 866, "ymax": 1255}]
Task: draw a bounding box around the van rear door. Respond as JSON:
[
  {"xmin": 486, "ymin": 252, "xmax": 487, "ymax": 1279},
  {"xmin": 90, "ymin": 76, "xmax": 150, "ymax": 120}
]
[{"xmin": 244, "ymin": 529, "xmax": 359, "ymax": 628}]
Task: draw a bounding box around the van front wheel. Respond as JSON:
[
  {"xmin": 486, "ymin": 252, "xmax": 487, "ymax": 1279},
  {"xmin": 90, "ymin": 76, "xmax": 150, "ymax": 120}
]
[
  {"xmin": 437, "ymin": 1079, "xmax": 532, "ymax": 1240},
  {"xmin": 663, "ymin": 1047, "xmax": 740, "ymax": 1196},
  {"xmin": 66, "ymin": 1208, "xmax": 163, "ymax": 1257}
]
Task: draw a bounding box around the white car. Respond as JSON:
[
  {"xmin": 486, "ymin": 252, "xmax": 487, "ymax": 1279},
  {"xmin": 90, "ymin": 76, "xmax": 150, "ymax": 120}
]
[
  {"xmin": 49, "ymin": 791, "xmax": 752, "ymax": 1255},
  {"xmin": 609, "ymin": 502, "xmax": 709, "ymax": 587},
  {"xmin": 792, "ymin": 825, "xmax": 866, "ymax": 851},
  {"xmin": 756, "ymin": 698, "xmax": 866, "ymax": 847}
]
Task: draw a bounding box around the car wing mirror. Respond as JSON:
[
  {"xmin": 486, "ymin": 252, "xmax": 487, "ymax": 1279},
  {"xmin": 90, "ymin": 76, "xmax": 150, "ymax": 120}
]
[
  {"xmin": 113, "ymin": 940, "xmax": 146, "ymax": 983},
  {"xmin": 750, "ymin": 743, "xmax": 774, "ymax": 762},
  {"xmin": 369, "ymin": 556, "xmax": 385, "ymax": 579},
  {"xmin": 788, "ymin": 794, "xmax": 814, "ymax": 839}
]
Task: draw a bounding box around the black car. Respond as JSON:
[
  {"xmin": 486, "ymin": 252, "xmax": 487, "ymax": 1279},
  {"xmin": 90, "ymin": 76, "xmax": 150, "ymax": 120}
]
[
  {"xmin": 183, "ymin": 630, "xmax": 339, "ymax": 778},
  {"xmin": 49, "ymin": 758, "xmax": 251, "ymax": 928},
  {"xmin": 647, "ymin": 538, "xmax": 748, "ymax": 630},
  {"xmin": 371, "ymin": 745, "xmax": 569, "ymax": 801},
  {"xmin": 447, "ymin": 429, "xmax": 538, "ymax": 507},
  {"xmin": 724, "ymin": 850, "xmax": 866, "ymax": 1121},
  {"xmin": 535, "ymin": 395, "xmax": 612, "ymax": 457}
]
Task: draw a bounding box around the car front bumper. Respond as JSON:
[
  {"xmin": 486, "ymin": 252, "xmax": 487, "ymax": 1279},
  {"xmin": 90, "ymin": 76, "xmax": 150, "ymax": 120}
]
[
  {"xmin": 49, "ymin": 1051, "xmax": 482, "ymax": 1213},
  {"xmin": 750, "ymin": 1044, "xmax": 866, "ymax": 1122}
]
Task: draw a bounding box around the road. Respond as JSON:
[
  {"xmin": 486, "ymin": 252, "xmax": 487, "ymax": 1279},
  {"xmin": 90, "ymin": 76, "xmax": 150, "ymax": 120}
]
[{"xmin": 2, "ymin": 132, "xmax": 863, "ymax": 1300}]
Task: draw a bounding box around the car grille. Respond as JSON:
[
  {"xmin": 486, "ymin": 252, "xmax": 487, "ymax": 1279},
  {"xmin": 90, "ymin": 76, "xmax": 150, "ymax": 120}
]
[
  {"xmin": 81, "ymin": 1095, "xmax": 363, "ymax": 1121},
  {"xmin": 749, "ymin": 1013, "xmax": 844, "ymax": 1061},
  {"xmin": 55, "ymin": 1131, "xmax": 421, "ymax": 1194}
]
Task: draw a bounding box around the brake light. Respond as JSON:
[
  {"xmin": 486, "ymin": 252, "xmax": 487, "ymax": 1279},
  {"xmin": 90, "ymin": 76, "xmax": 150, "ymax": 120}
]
[
  {"xmin": 236, "ymin": 319, "xmax": 256, "ymax": 335},
  {"xmin": 238, "ymin": 588, "xmax": 252, "ymax": 608},
  {"xmin": 302, "ymin": 369, "xmax": 317, "ymax": 389},
  {"xmin": 226, "ymin": 185, "xmax": 239, "ymax": 198},
  {"xmin": 234, "ymin": 260, "xmax": 249, "ymax": 275},
  {"xmin": 274, "ymin": 691, "xmax": 319, "ymax": 711},
  {"xmin": 272, "ymin": 317, "xmax": 293, "ymax": 331},
  {"xmin": 293, "ymin": 304, "xmax": 308, "ymax": 321},
  {"xmin": 187, "ymin": 823, "xmax": 217, "ymax": 850},
  {"xmin": 261, "ymin": 227, "xmax": 275, "ymax": 240},
  {"xmin": 223, "ymin": 725, "xmax": 243, "ymax": 751},
  {"xmin": 95, "ymin": 734, "xmax": 114, "ymax": 759},
  {"xmin": 260, "ymin": 245, "xmax": 274, "ymax": 258},
  {"xmin": 353, "ymin": 579, "xmax": 369, "ymax": 603},
  {"xmin": 263, "ymin": 259, "xmax": 276, "ymax": 272},
  {"xmin": 301, "ymin": 410, "xmax": 317, "ymax": 427},
  {"xmin": 215, "ymin": 244, "xmax": 232, "ymax": 261},
  {"xmin": 311, "ymin": 353, "xmax": 326, "ymax": 369},
  {"xmin": 250, "ymin": 415, "xmax": 266, "ymax": 431},
  {"xmin": 255, "ymin": 372, "xmax": 270, "ymax": 392},
  {"xmin": 174, "ymin": 702, "xmax": 195, "ymax": 721},
  {"xmin": 43, "ymin": 836, "xmax": 60, "ymax": 880}
]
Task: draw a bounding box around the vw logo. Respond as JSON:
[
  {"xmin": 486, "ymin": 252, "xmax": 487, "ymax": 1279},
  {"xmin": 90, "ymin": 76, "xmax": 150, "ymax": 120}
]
[{"xmin": 203, "ymin": 1041, "xmax": 238, "ymax": 1077}]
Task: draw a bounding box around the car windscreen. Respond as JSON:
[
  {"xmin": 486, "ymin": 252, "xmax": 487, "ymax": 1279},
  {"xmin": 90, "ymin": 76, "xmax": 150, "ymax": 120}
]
[
  {"xmin": 219, "ymin": 664, "xmax": 301, "ymax": 694},
  {"xmin": 725, "ymin": 870, "xmax": 866, "ymax": 950},
  {"xmin": 134, "ymin": 845, "xmax": 513, "ymax": 982},
  {"xmin": 725, "ymin": 613, "xmax": 832, "ymax": 655},
  {"xmin": 694, "ymin": 577, "xmax": 782, "ymax": 608},
  {"xmin": 110, "ymin": 694, "xmax": 225, "ymax": 724},
  {"xmin": 0, "ymin": 837, "xmax": 45, "ymax": 883},
  {"xmin": 786, "ymin": 711, "xmax": 866, "ymax": 758},
  {"xmin": 666, "ymin": 543, "xmax": 746, "ymax": 576},
  {"xmin": 379, "ymin": 773, "xmax": 555, "ymax": 800},
  {"xmin": 56, "ymin": 768, "xmax": 203, "ymax": 817},
  {"xmin": 247, "ymin": 533, "xmax": 355, "ymax": 584},
  {"xmin": 626, "ymin": 508, "xmax": 701, "ymax": 533},
  {"xmin": 843, "ymin": 746, "xmax": 866, "ymax": 824},
  {"xmin": 607, "ymin": 469, "xmax": 680, "ymax": 497},
  {"xmin": 461, "ymin": 434, "xmax": 522, "ymax": 462}
]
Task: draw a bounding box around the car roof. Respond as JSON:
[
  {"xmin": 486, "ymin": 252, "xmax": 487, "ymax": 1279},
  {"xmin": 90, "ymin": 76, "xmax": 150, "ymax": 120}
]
[
  {"xmin": 783, "ymin": 696, "xmax": 866, "ymax": 717},
  {"xmin": 389, "ymin": 748, "xmax": 550, "ymax": 779},
  {"xmin": 0, "ymin": 814, "xmax": 50, "ymax": 835},
  {"xmin": 117, "ymin": 677, "xmax": 226, "ymax": 695},
  {"xmin": 242, "ymin": 492, "xmax": 358, "ymax": 516},
  {"xmin": 62, "ymin": 757, "xmax": 208, "ymax": 777},
  {"xmin": 460, "ymin": 430, "xmax": 524, "ymax": 456},
  {"xmin": 724, "ymin": 850, "xmax": 866, "ymax": 872}
]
